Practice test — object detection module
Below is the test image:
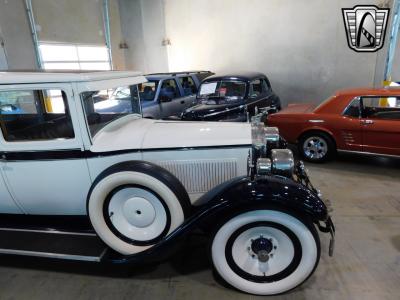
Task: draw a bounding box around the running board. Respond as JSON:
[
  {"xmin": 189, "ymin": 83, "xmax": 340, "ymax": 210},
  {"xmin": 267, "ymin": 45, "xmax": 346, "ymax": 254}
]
[{"xmin": 0, "ymin": 228, "xmax": 108, "ymax": 262}]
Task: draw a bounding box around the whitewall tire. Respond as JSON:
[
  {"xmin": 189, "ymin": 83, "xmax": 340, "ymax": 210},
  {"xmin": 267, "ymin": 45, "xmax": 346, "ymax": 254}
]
[
  {"xmin": 211, "ymin": 210, "xmax": 320, "ymax": 295},
  {"xmin": 88, "ymin": 162, "xmax": 190, "ymax": 256}
]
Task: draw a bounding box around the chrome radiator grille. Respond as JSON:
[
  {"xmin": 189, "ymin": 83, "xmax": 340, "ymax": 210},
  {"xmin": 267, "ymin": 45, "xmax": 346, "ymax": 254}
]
[{"xmin": 159, "ymin": 159, "xmax": 238, "ymax": 194}]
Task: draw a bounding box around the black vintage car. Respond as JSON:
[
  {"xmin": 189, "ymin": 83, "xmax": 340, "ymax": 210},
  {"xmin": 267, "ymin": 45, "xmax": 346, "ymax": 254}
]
[{"xmin": 181, "ymin": 72, "xmax": 281, "ymax": 121}]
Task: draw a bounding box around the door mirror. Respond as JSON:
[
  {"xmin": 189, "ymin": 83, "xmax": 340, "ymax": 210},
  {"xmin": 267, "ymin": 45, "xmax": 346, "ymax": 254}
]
[{"xmin": 160, "ymin": 95, "xmax": 172, "ymax": 102}]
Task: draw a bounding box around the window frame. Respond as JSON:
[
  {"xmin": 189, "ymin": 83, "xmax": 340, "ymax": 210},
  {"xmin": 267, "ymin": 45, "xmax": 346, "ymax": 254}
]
[
  {"xmin": 0, "ymin": 83, "xmax": 82, "ymax": 152},
  {"xmin": 81, "ymin": 85, "xmax": 142, "ymax": 139},
  {"xmin": 249, "ymin": 78, "xmax": 264, "ymax": 99},
  {"xmin": 342, "ymin": 97, "xmax": 361, "ymax": 118},
  {"xmin": 178, "ymin": 76, "xmax": 198, "ymax": 96},
  {"xmin": 360, "ymin": 95, "xmax": 400, "ymax": 120},
  {"xmin": 160, "ymin": 78, "xmax": 182, "ymax": 100}
]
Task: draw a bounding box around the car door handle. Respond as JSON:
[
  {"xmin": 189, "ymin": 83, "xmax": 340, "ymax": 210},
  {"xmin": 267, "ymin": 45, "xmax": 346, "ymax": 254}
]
[
  {"xmin": 180, "ymin": 100, "xmax": 185, "ymax": 104},
  {"xmin": 361, "ymin": 119, "xmax": 374, "ymax": 125}
]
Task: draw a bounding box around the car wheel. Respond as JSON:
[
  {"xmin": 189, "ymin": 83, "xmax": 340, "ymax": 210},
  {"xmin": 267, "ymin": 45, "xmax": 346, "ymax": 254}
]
[
  {"xmin": 211, "ymin": 210, "xmax": 320, "ymax": 295},
  {"xmin": 87, "ymin": 161, "xmax": 191, "ymax": 255},
  {"xmin": 299, "ymin": 132, "xmax": 335, "ymax": 163}
]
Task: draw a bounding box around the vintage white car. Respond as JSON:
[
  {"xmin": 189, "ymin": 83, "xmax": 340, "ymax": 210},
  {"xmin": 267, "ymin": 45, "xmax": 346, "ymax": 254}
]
[{"xmin": 0, "ymin": 71, "xmax": 334, "ymax": 295}]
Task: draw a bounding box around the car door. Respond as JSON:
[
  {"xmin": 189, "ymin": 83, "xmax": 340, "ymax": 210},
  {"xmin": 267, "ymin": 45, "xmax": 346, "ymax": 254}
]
[
  {"xmin": 0, "ymin": 84, "xmax": 91, "ymax": 215},
  {"xmin": 360, "ymin": 96, "xmax": 400, "ymax": 155},
  {"xmin": 339, "ymin": 97, "xmax": 363, "ymax": 151},
  {"xmin": 158, "ymin": 78, "xmax": 187, "ymax": 118},
  {"xmin": 0, "ymin": 166, "xmax": 21, "ymax": 213},
  {"xmin": 177, "ymin": 75, "xmax": 197, "ymax": 109}
]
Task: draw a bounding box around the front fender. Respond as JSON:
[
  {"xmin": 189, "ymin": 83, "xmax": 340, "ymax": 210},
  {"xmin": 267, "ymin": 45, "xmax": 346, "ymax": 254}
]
[
  {"xmin": 111, "ymin": 175, "xmax": 330, "ymax": 264},
  {"xmin": 198, "ymin": 175, "xmax": 329, "ymax": 222}
]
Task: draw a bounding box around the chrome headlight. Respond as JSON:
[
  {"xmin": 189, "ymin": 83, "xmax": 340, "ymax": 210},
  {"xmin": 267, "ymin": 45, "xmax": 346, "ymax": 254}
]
[
  {"xmin": 251, "ymin": 116, "xmax": 265, "ymax": 149},
  {"xmin": 264, "ymin": 127, "xmax": 280, "ymax": 149},
  {"xmin": 271, "ymin": 149, "xmax": 295, "ymax": 177},
  {"xmin": 256, "ymin": 158, "xmax": 272, "ymax": 175}
]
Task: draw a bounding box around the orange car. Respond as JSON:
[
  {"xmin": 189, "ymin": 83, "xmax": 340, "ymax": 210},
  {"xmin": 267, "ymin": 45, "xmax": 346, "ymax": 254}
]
[{"xmin": 267, "ymin": 87, "xmax": 400, "ymax": 162}]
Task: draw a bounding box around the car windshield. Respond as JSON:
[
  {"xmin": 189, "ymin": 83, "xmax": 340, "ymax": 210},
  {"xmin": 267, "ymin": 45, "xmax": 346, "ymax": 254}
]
[
  {"xmin": 197, "ymin": 80, "xmax": 246, "ymax": 104},
  {"xmin": 81, "ymin": 85, "xmax": 141, "ymax": 137},
  {"xmin": 138, "ymin": 80, "xmax": 158, "ymax": 101}
]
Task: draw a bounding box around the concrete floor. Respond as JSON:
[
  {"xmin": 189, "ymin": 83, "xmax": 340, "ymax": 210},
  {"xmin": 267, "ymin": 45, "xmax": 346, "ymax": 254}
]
[{"xmin": 0, "ymin": 152, "xmax": 399, "ymax": 300}]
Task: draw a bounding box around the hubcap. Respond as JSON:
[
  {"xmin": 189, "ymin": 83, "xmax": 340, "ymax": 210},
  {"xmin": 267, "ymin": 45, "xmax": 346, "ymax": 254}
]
[
  {"xmin": 122, "ymin": 197, "xmax": 156, "ymax": 228},
  {"xmin": 251, "ymin": 236, "xmax": 273, "ymax": 262},
  {"xmin": 231, "ymin": 226, "xmax": 295, "ymax": 277},
  {"xmin": 107, "ymin": 187, "xmax": 168, "ymax": 241},
  {"xmin": 303, "ymin": 136, "xmax": 327, "ymax": 159}
]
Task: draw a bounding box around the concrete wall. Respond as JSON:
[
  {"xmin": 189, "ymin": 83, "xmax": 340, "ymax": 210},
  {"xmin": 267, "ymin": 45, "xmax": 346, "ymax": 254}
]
[
  {"xmin": 118, "ymin": 0, "xmax": 168, "ymax": 73},
  {"xmin": 0, "ymin": 0, "xmax": 37, "ymax": 70},
  {"xmin": 164, "ymin": 0, "xmax": 394, "ymax": 105}
]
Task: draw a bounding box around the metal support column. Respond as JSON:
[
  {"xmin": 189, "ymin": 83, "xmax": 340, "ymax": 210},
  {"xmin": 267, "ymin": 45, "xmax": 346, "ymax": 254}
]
[
  {"xmin": 384, "ymin": 0, "xmax": 400, "ymax": 82},
  {"xmin": 102, "ymin": 0, "xmax": 113, "ymax": 70},
  {"xmin": 25, "ymin": 0, "xmax": 43, "ymax": 69}
]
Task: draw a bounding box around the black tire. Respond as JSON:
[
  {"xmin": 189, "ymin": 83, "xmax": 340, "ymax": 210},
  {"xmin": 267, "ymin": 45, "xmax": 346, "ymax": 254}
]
[
  {"xmin": 87, "ymin": 161, "xmax": 191, "ymax": 255},
  {"xmin": 298, "ymin": 131, "xmax": 336, "ymax": 163},
  {"xmin": 210, "ymin": 209, "xmax": 320, "ymax": 295}
]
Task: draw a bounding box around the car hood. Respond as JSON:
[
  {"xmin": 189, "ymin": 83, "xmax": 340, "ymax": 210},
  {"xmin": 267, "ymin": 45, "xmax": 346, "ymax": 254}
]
[
  {"xmin": 280, "ymin": 103, "xmax": 316, "ymax": 114},
  {"xmin": 90, "ymin": 116, "xmax": 251, "ymax": 152},
  {"xmin": 182, "ymin": 101, "xmax": 245, "ymax": 119}
]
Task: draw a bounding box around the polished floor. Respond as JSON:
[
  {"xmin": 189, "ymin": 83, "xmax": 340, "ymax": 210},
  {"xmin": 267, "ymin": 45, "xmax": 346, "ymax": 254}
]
[{"xmin": 0, "ymin": 152, "xmax": 399, "ymax": 300}]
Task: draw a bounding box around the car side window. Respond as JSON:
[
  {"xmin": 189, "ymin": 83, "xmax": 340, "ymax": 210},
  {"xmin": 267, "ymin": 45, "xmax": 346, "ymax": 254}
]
[
  {"xmin": 343, "ymin": 98, "xmax": 361, "ymax": 117},
  {"xmin": 249, "ymin": 79, "xmax": 263, "ymax": 98},
  {"xmin": 262, "ymin": 78, "xmax": 271, "ymax": 93},
  {"xmin": 361, "ymin": 96, "xmax": 400, "ymax": 120},
  {"xmin": 138, "ymin": 81, "xmax": 158, "ymax": 101},
  {"xmin": 160, "ymin": 79, "xmax": 181, "ymax": 100},
  {"xmin": 0, "ymin": 89, "xmax": 74, "ymax": 141},
  {"xmin": 179, "ymin": 76, "xmax": 197, "ymax": 96}
]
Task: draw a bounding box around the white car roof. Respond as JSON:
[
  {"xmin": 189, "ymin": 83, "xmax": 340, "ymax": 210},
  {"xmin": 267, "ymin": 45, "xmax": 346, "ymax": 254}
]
[{"xmin": 0, "ymin": 70, "xmax": 145, "ymax": 85}]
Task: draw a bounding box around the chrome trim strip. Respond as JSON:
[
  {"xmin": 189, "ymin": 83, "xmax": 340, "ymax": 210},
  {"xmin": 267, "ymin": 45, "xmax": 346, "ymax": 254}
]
[
  {"xmin": 0, "ymin": 227, "xmax": 97, "ymax": 236},
  {"xmin": 0, "ymin": 248, "xmax": 103, "ymax": 262},
  {"xmin": 338, "ymin": 149, "xmax": 400, "ymax": 158},
  {"xmin": 203, "ymin": 105, "xmax": 245, "ymax": 118}
]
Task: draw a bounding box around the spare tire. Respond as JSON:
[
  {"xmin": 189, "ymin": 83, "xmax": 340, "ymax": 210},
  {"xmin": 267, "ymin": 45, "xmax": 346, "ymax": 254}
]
[{"xmin": 87, "ymin": 161, "xmax": 191, "ymax": 255}]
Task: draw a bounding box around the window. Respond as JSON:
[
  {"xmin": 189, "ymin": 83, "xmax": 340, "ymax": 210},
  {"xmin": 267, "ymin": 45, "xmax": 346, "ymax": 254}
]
[
  {"xmin": 361, "ymin": 96, "xmax": 400, "ymax": 120},
  {"xmin": 262, "ymin": 78, "xmax": 271, "ymax": 91},
  {"xmin": 160, "ymin": 79, "xmax": 181, "ymax": 100},
  {"xmin": 343, "ymin": 98, "xmax": 360, "ymax": 117},
  {"xmin": 198, "ymin": 81, "xmax": 246, "ymax": 102},
  {"xmin": 39, "ymin": 43, "xmax": 111, "ymax": 70},
  {"xmin": 249, "ymin": 79, "xmax": 263, "ymax": 98},
  {"xmin": 0, "ymin": 89, "xmax": 74, "ymax": 141},
  {"xmin": 195, "ymin": 72, "xmax": 214, "ymax": 82},
  {"xmin": 81, "ymin": 85, "xmax": 141, "ymax": 137},
  {"xmin": 138, "ymin": 81, "xmax": 158, "ymax": 101},
  {"xmin": 179, "ymin": 76, "xmax": 197, "ymax": 96}
]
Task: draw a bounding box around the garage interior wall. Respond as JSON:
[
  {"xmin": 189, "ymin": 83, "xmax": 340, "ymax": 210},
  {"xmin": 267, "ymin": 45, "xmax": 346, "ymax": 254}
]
[
  {"xmin": 0, "ymin": 0, "xmax": 37, "ymax": 69},
  {"xmin": 0, "ymin": 0, "xmax": 398, "ymax": 105},
  {"xmin": 163, "ymin": 0, "xmax": 397, "ymax": 105},
  {"xmin": 118, "ymin": 0, "xmax": 169, "ymax": 73}
]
